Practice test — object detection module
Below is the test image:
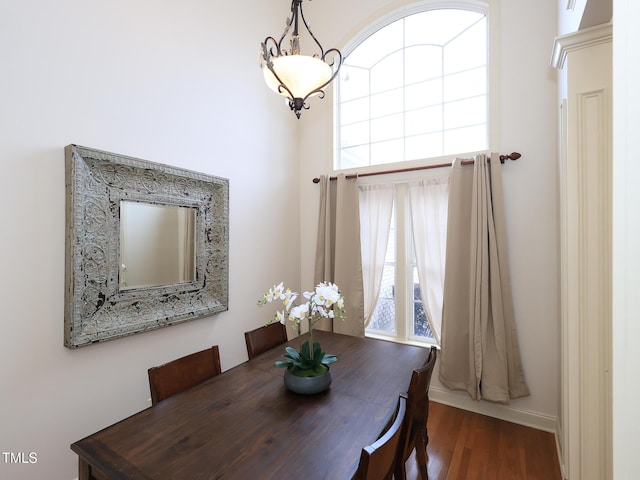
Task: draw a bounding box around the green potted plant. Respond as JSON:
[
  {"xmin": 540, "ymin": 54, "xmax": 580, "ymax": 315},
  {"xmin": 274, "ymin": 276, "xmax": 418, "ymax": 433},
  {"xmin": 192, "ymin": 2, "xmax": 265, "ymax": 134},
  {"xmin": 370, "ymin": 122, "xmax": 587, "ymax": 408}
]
[{"xmin": 258, "ymin": 281, "xmax": 346, "ymax": 394}]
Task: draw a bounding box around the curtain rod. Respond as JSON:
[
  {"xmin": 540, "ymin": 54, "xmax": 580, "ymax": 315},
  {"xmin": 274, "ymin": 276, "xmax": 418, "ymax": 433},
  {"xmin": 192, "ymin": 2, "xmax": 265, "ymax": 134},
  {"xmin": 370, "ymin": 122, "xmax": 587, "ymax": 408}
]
[{"xmin": 311, "ymin": 152, "xmax": 521, "ymax": 183}]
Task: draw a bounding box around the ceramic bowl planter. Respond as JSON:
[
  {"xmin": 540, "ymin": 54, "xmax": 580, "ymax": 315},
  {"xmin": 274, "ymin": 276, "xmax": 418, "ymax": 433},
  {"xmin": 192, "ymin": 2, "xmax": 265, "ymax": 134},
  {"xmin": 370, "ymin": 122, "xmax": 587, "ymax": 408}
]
[{"xmin": 284, "ymin": 368, "xmax": 332, "ymax": 395}]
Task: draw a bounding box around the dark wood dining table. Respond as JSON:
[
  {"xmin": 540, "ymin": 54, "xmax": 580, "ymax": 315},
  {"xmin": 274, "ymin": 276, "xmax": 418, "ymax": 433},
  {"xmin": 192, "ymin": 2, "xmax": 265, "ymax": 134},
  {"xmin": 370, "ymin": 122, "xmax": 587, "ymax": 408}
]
[{"xmin": 71, "ymin": 331, "xmax": 429, "ymax": 480}]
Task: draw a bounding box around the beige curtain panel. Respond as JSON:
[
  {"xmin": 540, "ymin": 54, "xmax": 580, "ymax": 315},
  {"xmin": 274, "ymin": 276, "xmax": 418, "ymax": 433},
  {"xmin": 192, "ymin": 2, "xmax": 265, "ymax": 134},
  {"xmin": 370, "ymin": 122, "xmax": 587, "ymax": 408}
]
[
  {"xmin": 439, "ymin": 153, "xmax": 529, "ymax": 403},
  {"xmin": 314, "ymin": 175, "xmax": 365, "ymax": 337}
]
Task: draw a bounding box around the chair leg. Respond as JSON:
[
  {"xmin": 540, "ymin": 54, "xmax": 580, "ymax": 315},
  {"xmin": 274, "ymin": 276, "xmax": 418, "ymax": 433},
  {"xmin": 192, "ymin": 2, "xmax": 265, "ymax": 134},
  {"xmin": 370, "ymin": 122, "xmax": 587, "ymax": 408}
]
[
  {"xmin": 414, "ymin": 432, "xmax": 429, "ymax": 480},
  {"xmin": 394, "ymin": 457, "xmax": 408, "ymax": 480}
]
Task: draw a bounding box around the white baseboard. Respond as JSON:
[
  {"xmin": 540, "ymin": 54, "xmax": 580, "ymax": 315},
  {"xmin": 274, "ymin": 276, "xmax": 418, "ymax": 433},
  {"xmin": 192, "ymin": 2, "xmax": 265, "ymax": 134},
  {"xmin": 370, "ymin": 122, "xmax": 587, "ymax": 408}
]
[{"xmin": 429, "ymin": 386, "xmax": 558, "ymax": 433}]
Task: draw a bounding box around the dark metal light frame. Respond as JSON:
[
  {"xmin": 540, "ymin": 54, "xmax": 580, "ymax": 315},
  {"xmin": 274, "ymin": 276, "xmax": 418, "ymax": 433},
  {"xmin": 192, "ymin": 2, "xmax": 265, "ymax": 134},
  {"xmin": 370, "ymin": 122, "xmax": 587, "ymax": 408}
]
[{"xmin": 260, "ymin": 0, "xmax": 342, "ymax": 118}]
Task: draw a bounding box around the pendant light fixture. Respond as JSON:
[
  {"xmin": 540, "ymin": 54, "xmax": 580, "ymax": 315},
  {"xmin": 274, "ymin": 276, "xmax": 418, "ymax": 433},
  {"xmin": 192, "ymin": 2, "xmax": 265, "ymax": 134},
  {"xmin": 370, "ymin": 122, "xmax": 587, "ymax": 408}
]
[{"xmin": 260, "ymin": 0, "xmax": 342, "ymax": 119}]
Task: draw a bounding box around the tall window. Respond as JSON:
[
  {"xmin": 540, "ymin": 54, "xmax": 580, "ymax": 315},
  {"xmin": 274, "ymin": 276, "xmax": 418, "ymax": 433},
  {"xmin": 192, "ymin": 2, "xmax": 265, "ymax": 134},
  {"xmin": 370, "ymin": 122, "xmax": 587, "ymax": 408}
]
[
  {"xmin": 367, "ymin": 186, "xmax": 432, "ymax": 342},
  {"xmin": 361, "ymin": 177, "xmax": 449, "ymax": 346},
  {"xmin": 335, "ymin": 6, "xmax": 488, "ymax": 170}
]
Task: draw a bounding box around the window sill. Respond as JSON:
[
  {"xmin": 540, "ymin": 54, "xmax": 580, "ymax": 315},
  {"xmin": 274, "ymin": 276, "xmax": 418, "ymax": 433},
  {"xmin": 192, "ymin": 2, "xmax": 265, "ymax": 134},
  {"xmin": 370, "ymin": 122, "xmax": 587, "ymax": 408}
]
[{"xmin": 365, "ymin": 331, "xmax": 439, "ymax": 349}]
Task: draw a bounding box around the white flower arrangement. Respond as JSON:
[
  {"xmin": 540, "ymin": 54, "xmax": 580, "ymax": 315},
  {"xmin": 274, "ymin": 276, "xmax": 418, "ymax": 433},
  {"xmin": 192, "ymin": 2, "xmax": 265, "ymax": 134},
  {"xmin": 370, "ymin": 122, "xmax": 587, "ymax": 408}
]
[{"xmin": 258, "ymin": 281, "xmax": 346, "ymax": 377}]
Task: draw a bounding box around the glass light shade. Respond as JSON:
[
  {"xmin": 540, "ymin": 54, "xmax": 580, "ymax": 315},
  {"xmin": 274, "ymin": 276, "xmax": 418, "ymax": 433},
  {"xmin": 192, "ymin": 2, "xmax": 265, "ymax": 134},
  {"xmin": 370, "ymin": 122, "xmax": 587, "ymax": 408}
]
[{"xmin": 262, "ymin": 55, "xmax": 332, "ymax": 99}]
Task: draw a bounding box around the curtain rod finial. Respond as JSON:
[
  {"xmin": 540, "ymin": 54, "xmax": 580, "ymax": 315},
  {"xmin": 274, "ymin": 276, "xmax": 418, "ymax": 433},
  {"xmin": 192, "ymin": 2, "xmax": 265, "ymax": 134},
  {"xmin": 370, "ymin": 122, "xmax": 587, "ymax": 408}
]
[
  {"xmin": 313, "ymin": 177, "xmax": 321, "ymax": 183},
  {"xmin": 500, "ymin": 152, "xmax": 521, "ymax": 162}
]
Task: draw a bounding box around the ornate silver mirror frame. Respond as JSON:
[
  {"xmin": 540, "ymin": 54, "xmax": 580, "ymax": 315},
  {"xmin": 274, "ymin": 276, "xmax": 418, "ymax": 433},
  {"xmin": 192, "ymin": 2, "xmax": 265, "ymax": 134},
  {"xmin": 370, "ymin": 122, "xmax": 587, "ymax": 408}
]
[{"xmin": 64, "ymin": 144, "xmax": 229, "ymax": 348}]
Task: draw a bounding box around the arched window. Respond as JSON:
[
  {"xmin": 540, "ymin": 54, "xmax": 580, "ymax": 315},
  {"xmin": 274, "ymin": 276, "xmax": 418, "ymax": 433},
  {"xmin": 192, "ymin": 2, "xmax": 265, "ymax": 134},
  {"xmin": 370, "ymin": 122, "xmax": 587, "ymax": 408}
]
[{"xmin": 335, "ymin": 5, "xmax": 488, "ymax": 170}]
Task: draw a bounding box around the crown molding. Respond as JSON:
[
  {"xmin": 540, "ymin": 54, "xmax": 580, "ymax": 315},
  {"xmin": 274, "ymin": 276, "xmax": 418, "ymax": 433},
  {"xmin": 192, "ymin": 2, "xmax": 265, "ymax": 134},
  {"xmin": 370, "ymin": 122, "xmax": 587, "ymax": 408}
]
[{"xmin": 551, "ymin": 22, "xmax": 612, "ymax": 69}]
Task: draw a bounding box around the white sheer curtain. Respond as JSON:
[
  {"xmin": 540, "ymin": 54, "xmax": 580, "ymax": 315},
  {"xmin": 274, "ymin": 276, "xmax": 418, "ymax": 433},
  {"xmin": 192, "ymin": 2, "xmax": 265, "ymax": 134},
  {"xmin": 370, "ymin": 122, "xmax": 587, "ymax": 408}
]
[
  {"xmin": 408, "ymin": 176, "xmax": 449, "ymax": 344},
  {"xmin": 359, "ymin": 184, "xmax": 394, "ymax": 327}
]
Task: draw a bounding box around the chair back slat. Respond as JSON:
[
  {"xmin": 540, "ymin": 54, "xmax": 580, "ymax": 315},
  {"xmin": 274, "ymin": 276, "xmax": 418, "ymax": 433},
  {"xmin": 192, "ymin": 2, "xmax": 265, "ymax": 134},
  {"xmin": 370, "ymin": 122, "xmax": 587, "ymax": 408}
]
[
  {"xmin": 148, "ymin": 346, "xmax": 222, "ymax": 405},
  {"xmin": 244, "ymin": 322, "xmax": 288, "ymax": 359}
]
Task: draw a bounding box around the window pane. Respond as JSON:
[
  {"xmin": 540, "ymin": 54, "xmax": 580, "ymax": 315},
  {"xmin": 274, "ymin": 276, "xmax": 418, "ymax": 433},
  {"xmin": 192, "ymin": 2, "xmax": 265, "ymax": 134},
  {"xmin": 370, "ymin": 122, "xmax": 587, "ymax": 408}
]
[
  {"xmin": 405, "ymin": 132, "xmax": 443, "ymax": 161},
  {"xmin": 405, "ymin": 78, "xmax": 443, "ymax": 109},
  {"xmin": 371, "ymin": 51, "xmax": 404, "ymax": 93},
  {"xmin": 341, "ymin": 97, "xmax": 370, "ymax": 125},
  {"xmin": 412, "ymin": 268, "xmax": 434, "ymax": 339},
  {"xmin": 341, "ymin": 121, "xmax": 369, "ymax": 148},
  {"xmin": 340, "ymin": 145, "xmax": 370, "ymax": 169},
  {"xmin": 405, "ymin": 105, "xmax": 443, "ymax": 136},
  {"xmin": 405, "ymin": 45, "xmax": 442, "ymax": 84},
  {"xmin": 443, "ymin": 124, "xmax": 487, "ymax": 155},
  {"xmin": 371, "ymin": 114, "xmax": 403, "ymax": 143},
  {"xmin": 371, "ymin": 138, "xmax": 404, "ymax": 165},
  {"xmin": 369, "ymin": 216, "xmax": 396, "ymax": 335},
  {"xmin": 339, "ymin": 65, "xmax": 370, "ymax": 102},
  {"xmin": 369, "ymin": 265, "xmax": 396, "ymax": 333},
  {"xmin": 443, "ymin": 96, "xmax": 486, "ymax": 130},
  {"xmin": 346, "ymin": 21, "xmax": 403, "ymax": 69},
  {"xmin": 443, "ymin": 17, "xmax": 486, "ymax": 75},
  {"xmin": 371, "ymin": 88, "xmax": 403, "ymax": 118},
  {"xmin": 444, "ymin": 67, "xmax": 486, "ymax": 103},
  {"xmin": 405, "ymin": 9, "xmax": 484, "ymax": 46}
]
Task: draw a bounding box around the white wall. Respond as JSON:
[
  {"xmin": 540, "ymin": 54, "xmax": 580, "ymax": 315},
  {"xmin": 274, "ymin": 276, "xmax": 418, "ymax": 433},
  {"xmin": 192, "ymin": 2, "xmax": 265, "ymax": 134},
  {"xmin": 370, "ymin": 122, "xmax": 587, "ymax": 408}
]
[
  {"xmin": 558, "ymin": 0, "xmax": 588, "ymax": 34},
  {"xmin": 299, "ymin": 0, "xmax": 560, "ymax": 428},
  {"xmin": 612, "ymin": 1, "xmax": 640, "ymax": 478},
  {"xmin": 0, "ymin": 1, "xmax": 300, "ymax": 479}
]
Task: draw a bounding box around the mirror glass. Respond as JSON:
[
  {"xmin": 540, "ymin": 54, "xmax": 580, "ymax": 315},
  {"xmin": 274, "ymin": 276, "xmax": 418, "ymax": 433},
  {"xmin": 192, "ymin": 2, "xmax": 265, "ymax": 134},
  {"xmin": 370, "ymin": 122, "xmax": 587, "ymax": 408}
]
[{"xmin": 119, "ymin": 201, "xmax": 196, "ymax": 290}]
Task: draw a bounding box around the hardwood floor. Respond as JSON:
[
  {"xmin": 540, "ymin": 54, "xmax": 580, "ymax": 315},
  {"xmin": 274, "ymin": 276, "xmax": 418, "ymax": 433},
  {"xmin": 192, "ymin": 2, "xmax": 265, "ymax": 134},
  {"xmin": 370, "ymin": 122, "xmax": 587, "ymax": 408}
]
[{"xmin": 402, "ymin": 401, "xmax": 562, "ymax": 480}]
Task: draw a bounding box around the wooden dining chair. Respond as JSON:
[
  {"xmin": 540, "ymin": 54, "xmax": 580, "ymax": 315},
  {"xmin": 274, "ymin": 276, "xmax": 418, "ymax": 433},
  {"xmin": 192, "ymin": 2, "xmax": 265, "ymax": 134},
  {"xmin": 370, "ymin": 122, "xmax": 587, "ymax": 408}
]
[
  {"xmin": 148, "ymin": 346, "xmax": 222, "ymax": 405},
  {"xmin": 395, "ymin": 345, "xmax": 438, "ymax": 480},
  {"xmin": 244, "ymin": 322, "xmax": 288, "ymax": 359},
  {"xmin": 352, "ymin": 395, "xmax": 407, "ymax": 480}
]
